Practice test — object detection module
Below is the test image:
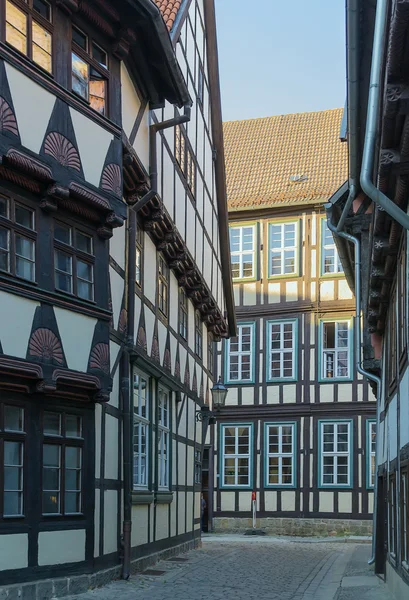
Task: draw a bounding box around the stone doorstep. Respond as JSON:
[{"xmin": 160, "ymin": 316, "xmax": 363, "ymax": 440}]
[{"xmin": 0, "ymin": 538, "xmax": 200, "ymax": 600}]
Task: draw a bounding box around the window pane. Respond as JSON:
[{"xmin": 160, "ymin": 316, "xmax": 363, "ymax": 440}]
[
  {"xmin": 66, "ymin": 447, "xmax": 81, "ymax": 469},
  {"xmin": 324, "ymin": 323, "xmax": 335, "ymax": 349},
  {"xmin": 90, "ymin": 74, "xmax": 106, "ymax": 115},
  {"xmin": 16, "ymin": 256, "xmax": 35, "ymax": 281},
  {"xmin": 43, "ymin": 467, "xmax": 59, "ymax": 490},
  {"xmin": 78, "ymin": 279, "xmax": 93, "ymax": 301},
  {"xmin": 4, "ymin": 441, "xmax": 22, "ymax": 466},
  {"xmin": 92, "ymin": 43, "xmax": 107, "ymax": 68},
  {"xmin": 43, "ymin": 444, "xmax": 60, "ymax": 467},
  {"xmin": 44, "ymin": 412, "xmax": 61, "ymax": 435},
  {"xmin": 55, "ymin": 224, "xmax": 71, "ymax": 245},
  {"xmin": 33, "ymin": 0, "xmax": 51, "ymax": 19},
  {"xmin": 65, "ymin": 491, "xmax": 81, "ymax": 513},
  {"xmin": 15, "ymin": 205, "xmax": 34, "ymax": 229},
  {"xmin": 32, "ymin": 22, "xmax": 52, "ymax": 73},
  {"xmin": 0, "ymin": 197, "xmax": 9, "ymax": 218},
  {"xmin": 72, "ymin": 26, "xmax": 87, "ymax": 50},
  {"xmin": 15, "ymin": 235, "xmax": 34, "ymax": 260},
  {"xmin": 4, "ymin": 405, "xmax": 24, "ymax": 431},
  {"xmin": 4, "ymin": 491, "xmax": 23, "ymax": 516},
  {"xmin": 55, "ymin": 250, "xmax": 72, "ymax": 274},
  {"xmin": 0, "ymin": 227, "xmax": 10, "ymax": 272},
  {"xmin": 76, "ymin": 231, "xmax": 93, "ymax": 254},
  {"xmin": 66, "ymin": 415, "xmax": 82, "ymax": 438},
  {"xmin": 43, "ymin": 492, "xmax": 59, "ymax": 513},
  {"xmin": 77, "ymin": 259, "xmax": 93, "ymax": 282},
  {"xmin": 72, "ymin": 53, "xmax": 89, "ymax": 99},
  {"xmin": 6, "ymin": 1, "xmax": 27, "ymax": 54}
]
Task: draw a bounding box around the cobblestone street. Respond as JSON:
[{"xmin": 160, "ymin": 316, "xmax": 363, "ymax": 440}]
[{"xmin": 67, "ymin": 536, "xmax": 395, "ymax": 600}]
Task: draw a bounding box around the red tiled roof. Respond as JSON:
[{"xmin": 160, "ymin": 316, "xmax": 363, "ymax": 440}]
[
  {"xmin": 223, "ymin": 108, "xmax": 348, "ymax": 212},
  {"xmin": 153, "ymin": 0, "xmax": 183, "ymax": 31}
]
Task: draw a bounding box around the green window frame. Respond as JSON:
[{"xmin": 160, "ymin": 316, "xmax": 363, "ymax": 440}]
[
  {"xmin": 318, "ymin": 318, "xmax": 353, "ymax": 382},
  {"xmin": 266, "ymin": 319, "xmax": 298, "ymax": 382},
  {"xmin": 318, "ymin": 419, "xmax": 353, "ymax": 489},
  {"xmin": 268, "ymin": 220, "xmax": 299, "ymax": 278},
  {"xmin": 229, "ymin": 223, "xmax": 257, "ymax": 282},
  {"xmin": 264, "ymin": 422, "xmax": 297, "ymax": 488},
  {"xmin": 320, "ymin": 218, "xmax": 343, "ymax": 276},
  {"xmin": 366, "ymin": 420, "xmax": 376, "ymax": 489},
  {"xmin": 225, "ymin": 322, "xmax": 255, "ymax": 384},
  {"xmin": 220, "ymin": 423, "xmax": 253, "ymax": 489}
]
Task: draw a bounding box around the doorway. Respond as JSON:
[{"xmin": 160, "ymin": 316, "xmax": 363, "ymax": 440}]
[{"xmin": 201, "ymin": 446, "xmax": 213, "ymax": 532}]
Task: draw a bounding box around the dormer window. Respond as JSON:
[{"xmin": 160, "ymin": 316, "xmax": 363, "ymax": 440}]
[
  {"xmin": 5, "ymin": 0, "xmax": 53, "ymax": 73},
  {"xmin": 71, "ymin": 25, "xmax": 108, "ymax": 115}
]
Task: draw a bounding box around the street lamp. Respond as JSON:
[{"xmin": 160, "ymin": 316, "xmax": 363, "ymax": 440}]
[{"xmin": 195, "ymin": 377, "xmax": 228, "ymax": 423}]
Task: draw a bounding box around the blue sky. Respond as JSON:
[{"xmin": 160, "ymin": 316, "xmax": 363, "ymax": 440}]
[{"xmin": 215, "ymin": 0, "xmax": 346, "ymax": 122}]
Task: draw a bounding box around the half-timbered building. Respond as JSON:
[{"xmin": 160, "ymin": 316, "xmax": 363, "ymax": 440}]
[
  {"xmin": 327, "ymin": 1, "xmax": 409, "ymax": 598},
  {"xmin": 0, "ymin": 0, "xmax": 234, "ymax": 593},
  {"xmin": 208, "ymin": 109, "xmax": 375, "ymax": 537}
]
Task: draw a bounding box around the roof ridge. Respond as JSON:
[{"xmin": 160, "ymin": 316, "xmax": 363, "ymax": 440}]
[{"xmin": 223, "ymin": 107, "xmax": 344, "ymax": 126}]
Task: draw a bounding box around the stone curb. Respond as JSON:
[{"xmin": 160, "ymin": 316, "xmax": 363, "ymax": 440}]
[{"xmin": 202, "ymin": 534, "xmax": 372, "ymax": 544}]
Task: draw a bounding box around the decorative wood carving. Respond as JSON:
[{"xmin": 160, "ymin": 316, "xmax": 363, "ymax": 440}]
[
  {"xmin": 105, "ymin": 211, "xmax": 124, "ymax": 228},
  {"xmin": 97, "ymin": 225, "xmax": 113, "ymax": 240},
  {"xmin": 0, "ymin": 357, "xmax": 43, "ymax": 379},
  {"xmin": 57, "ymin": 197, "xmax": 101, "ymax": 223},
  {"xmin": 69, "ymin": 182, "xmax": 111, "ymax": 210},
  {"xmin": 89, "ymin": 343, "xmax": 110, "ymax": 374},
  {"xmin": 44, "ymin": 132, "xmax": 81, "ymax": 171},
  {"xmin": 55, "ymin": 0, "xmax": 79, "ymax": 14},
  {"xmin": 0, "ymin": 97, "xmax": 18, "ymax": 136},
  {"xmin": 101, "ymin": 163, "xmax": 122, "ymax": 197},
  {"xmin": 0, "ymin": 165, "xmax": 41, "ymax": 194},
  {"xmin": 137, "ymin": 325, "xmax": 147, "ymax": 352},
  {"xmin": 79, "ymin": 2, "xmax": 115, "ymax": 37},
  {"xmin": 118, "ymin": 308, "xmax": 127, "ymax": 334},
  {"xmin": 163, "ymin": 348, "xmax": 171, "ymax": 372},
  {"xmin": 151, "ymin": 334, "xmax": 160, "ymax": 363},
  {"xmin": 5, "ymin": 149, "xmax": 53, "ymax": 181},
  {"xmin": 28, "ymin": 328, "xmax": 64, "ymax": 365}
]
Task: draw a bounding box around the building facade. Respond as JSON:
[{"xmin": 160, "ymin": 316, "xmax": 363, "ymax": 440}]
[
  {"xmin": 0, "ymin": 0, "xmax": 234, "ymax": 592},
  {"xmin": 209, "ymin": 110, "xmax": 375, "ymax": 537},
  {"xmin": 328, "ymin": 2, "xmax": 409, "ymax": 598}
]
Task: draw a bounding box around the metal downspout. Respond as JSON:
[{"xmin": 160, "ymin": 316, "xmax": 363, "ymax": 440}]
[
  {"xmin": 121, "ymin": 352, "xmax": 131, "ymax": 579},
  {"xmin": 360, "ymin": 0, "xmax": 409, "ymax": 229},
  {"xmin": 327, "ymin": 210, "xmax": 381, "ymax": 565}
]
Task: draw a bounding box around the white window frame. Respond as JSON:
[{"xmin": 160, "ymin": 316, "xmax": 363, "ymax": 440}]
[
  {"xmin": 265, "ymin": 423, "xmax": 296, "ymax": 487},
  {"xmin": 321, "ymin": 219, "xmax": 343, "ymax": 275},
  {"xmin": 368, "ymin": 421, "xmax": 376, "ymax": 489},
  {"xmin": 267, "ymin": 319, "xmax": 297, "ymax": 381},
  {"xmin": 268, "ymin": 221, "xmax": 299, "ymax": 277},
  {"xmin": 229, "ymin": 224, "xmax": 256, "ymax": 280},
  {"xmin": 402, "ymin": 471, "xmax": 408, "ymax": 566},
  {"xmin": 320, "ymin": 319, "xmax": 352, "ymax": 381},
  {"xmin": 320, "ymin": 421, "xmax": 352, "ymax": 488},
  {"xmin": 390, "ymin": 476, "xmax": 396, "ymax": 556},
  {"xmin": 158, "ymin": 386, "xmax": 170, "ymax": 490},
  {"xmin": 221, "ymin": 424, "xmax": 252, "ymax": 488},
  {"xmin": 133, "ymin": 370, "xmax": 149, "ymax": 489},
  {"xmin": 226, "ymin": 323, "xmax": 254, "ymax": 383}
]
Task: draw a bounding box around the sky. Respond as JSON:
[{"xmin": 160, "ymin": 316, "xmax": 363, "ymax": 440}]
[{"xmin": 215, "ymin": 0, "xmax": 346, "ymax": 122}]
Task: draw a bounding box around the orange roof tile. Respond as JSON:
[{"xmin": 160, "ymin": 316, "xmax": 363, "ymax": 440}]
[
  {"xmin": 153, "ymin": 0, "xmax": 183, "ymax": 31},
  {"xmin": 223, "ymin": 108, "xmax": 348, "ymax": 212}
]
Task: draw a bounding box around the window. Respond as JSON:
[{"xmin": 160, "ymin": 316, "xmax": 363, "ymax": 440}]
[
  {"xmin": 269, "ymin": 221, "xmax": 299, "ymax": 276},
  {"xmin": 265, "ymin": 423, "xmax": 295, "ymax": 487},
  {"xmin": 195, "ymin": 311, "xmax": 203, "ymax": 359},
  {"xmin": 157, "ymin": 254, "xmax": 169, "ymax": 317},
  {"xmin": 5, "ymin": 0, "xmax": 53, "ymax": 73},
  {"xmin": 226, "ymin": 323, "xmax": 254, "ymax": 382},
  {"xmin": 198, "ymin": 63, "xmax": 204, "ymax": 105},
  {"xmin": 367, "ymin": 421, "xmax": 376, "ymax": 488},
  {"xmin": 229, "ymin": 224, "xmax": 256, "ymax": 280},
  {"xmin": 390, "ymin": 474, "xmax": 397, "ymax": 556},
  {"xmin": 194, "ymin": 450, "xmax": 201, "ymax": 485},
  {"xmin": 319, "ymin": 421, "xmax": 351, "ymax": 487},
  {"xmin": 158, "ymin": 387, "xmax": 170, "ymax": 489},
  {"xmin": 398, "ymin": 249, "xmax": 406, "ymax": 357},
  {"xmin": 175, "ymin": 124, "xmax": 196, "ymax": 194},
  {"xmin": 221, "ymin": 424, "xmax": 252, "ymax": 488},
  {"xmin": 388, "ymin": 293, "xmax": 397, "ymax": 388},
  {"xmin": 54, "ymin": 222, "xmax": 94, "ymax": 301},
  {"xmin": 402, "ymin": 469, "xmax": 408, "ymax": 566},
  {"xmin": 71, "ymin": 25, "xmax": 109, "ymax": 115},
  {"xmin": 42, "ymin": 411, "xmax": 83, "ymax": 515},
  {"xmin": 267, "ymin": 320, "xmax": 297, "ymax": 380},
  {"xmin": 135, "ymin": 222, "xmax": 142, "ymax": 288},
  {"xmin": 321, "ymin": 220, "xmax": 343, "ymax": 275},
  {"xmin": 208, "ymin": 333, "xmax": 214, "ymax": 375},
  {"xmin": 133, "ymin": 371, "xmax": 149, "ymax": 489},
  {"xmin": 0, "ymin": 195, "xmax": 36, "ymax": 282},
  {"xmin": 320, "ymin": 320, "xmax": 351, "ymax": 380},
  {"xmin": 179, "ymin": 288, "xmax": 188, "ymax": 340},
  {"xmin": 1, "ymin": 403, "xmax": 25, "ymax": 518}
]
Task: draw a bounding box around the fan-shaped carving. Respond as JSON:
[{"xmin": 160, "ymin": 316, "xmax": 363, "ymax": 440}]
[
  {"xmin": 137, "ymin": 326, "xmax": 147, "ymax": 352},
  {"xmin": 89, "ymin": 343, "xmax": 110, "ymax": 374},
  {"xmin": 118, "ymin": 308, "xmax": 127, "ymax": 334},
  {"xmin": 101, "ymin": 163, "xmax": 122, "ymax": 197},
  {"xmin": 151, "ymin": 334, "xmax": 160, "ymax": 362},
  {"xmin": 0, "ymin": 97, "xmax": 18, "ymax": 136},
  {"xmin": 163, "ymin": 348, "xmax": 171, "ymax": 372},
  {"xmin": 44, "ymin": 132, "xmax": 81, "ymax": 171},
  {"xmin": 29, "ymin": 328, "xmax": 64, "ymax": 365}
]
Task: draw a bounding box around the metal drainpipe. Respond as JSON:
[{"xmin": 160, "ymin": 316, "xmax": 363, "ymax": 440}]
[
  {"xmin": 121, "ymin": 104, "xmax": 191, "ymax": 578},
  {"xmin": 327, "ymin": 210, "xmax": 381, "ymax": 565},
  {"xmin": 360, "ymin": 0, "xmax": 409, "ymax": 230}
]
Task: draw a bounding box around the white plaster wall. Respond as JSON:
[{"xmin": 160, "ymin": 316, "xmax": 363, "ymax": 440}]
[
  {"xmin": 169, "ymin": 272, "xmax": 179, "ymax": 333},
  {"xmin": 54, "ymin": 307, "xmax": 96, "ymax": 372},
  {"xmin": 105, "ymin": 414, "xmax": 118, "ymax": 480},
  {"xmin": 186, "ymin": 491, "xmax": 194, "ymax": 532},
  {"xmin": 0, "ymin": 292, "xmax": 39, "ymax": 358},
  {"xmin": 338, "ymin": 492, "xmax": 352, "ymax": 514},
  {"xmin": 0, "ymin": 534, "xmax": 28, "ymax": 570},
  {"xmin": 264, "ymin": 492, "xmax": 277, "ymax": 512},
  {"xmin": 282, "ymin": 491, "xmax": 296, "ymax": 512},
  {"xmin": 94, "ymin": 489, "xmax": 100, "ymax": 557},
  {"xmin": 121, "ymin": 64, "xmax": 141, "ymax": 139},
  {"xmin": 319, "ymin": 492, "xmax": 334, "ymax": 513},
  {"xmin": 131, "ymin": 505, "xmax": 149, "ymax": 546},
  {"xmin": 104, "ymin": 491, "xmax": 118, "ymax": 555},
  {"xmin": 178, "ymin": 492, "xmax": 186, "ymax": 535},
  {"xmin": 220, "ymin": 491, "xmax": 235, "ymax": 511},
  {"xmin": 389, "ymin": 395, "xmax": 398, "ymax": 460},
  {"xmin": 109, "ymin": 267, "xmax": 124, "ymax": 331},
  {"xmin": 38, "ymin": 530, "xmax": 85, "ymax": 565},
  {"xmin": 95, "ymin": 403, "xmax": 102, "ymax": 478},
  {"xmin": 110, "ymin": 225, "xmax": 126, "ymax": 272},
  {"xmin": 399, "ymin": 369, "xmax": 409, "ymax": 448},
  {"xmin": 155, "ymin": 505, "xmax": 169, "ymax": 541},
  {"xmin": 143, "ymin": 234, "xmax": 157, "ymax": 305},
  {"xmin": 133, "ymin": 104, "xmax": 150, "ymax": 171}
]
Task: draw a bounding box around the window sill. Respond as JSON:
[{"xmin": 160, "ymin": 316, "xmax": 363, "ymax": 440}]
[
  {"xmin": 402, "ymin": 561, "xmax": 409, "ymax": 573},
  {"xmin": 155, "ymin": 491, "xmax": 173, "ymax": 504},
  {"xmin": 131, "ymin": 491, "xmax": 154, "ymax": 505}
]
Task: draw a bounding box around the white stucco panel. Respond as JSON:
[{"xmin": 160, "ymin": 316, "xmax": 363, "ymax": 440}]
[
  {"xmin": 0, "ymin": 292, "xmax": 39, "ymax": 358},
  {"xmin": 399, "ymin": 368, "xmax": 409, "ymax": 448},
  {"xmin": 54, "ymin": 307, "xmax": 96, "ymax": 372},
  {"xmin": 109, "ymin": 267, "xmax": 124, "ymax": 330},
  {"xmin": 133, "ymin": 104, "xmax": 150, "ymax": 171},
  {"xmin": 145, "ymin": 307, "xmax": 155, "ymax": 357},
  {"xmin": 143, "ymin": 234, "xmax": 157, "ymax": 304},
  {"xmin": 38, "ymin": 530, "xmax": 85, "ymax": 565},
  {"xmin": 105, "ymin": 414, "xmax": 118, "ymax": 480},
  {"xmin": 157, "ymin": 319, "xmax": 167, "ymax": 365},
  {"xmin": 5, "ymin": 63, "xmax": 55, "ymax": 154},
  {"xmin": 121, "ymin": 63, "xmax": 141, "ymax": 138},
  {"xmin": 0, "ymin": 533, "xmax": 28, "ymax": 570},
  {"xmin": 109, "ymin": 226, "xmax": 126, "ymax": 272},
  {"xmin": 104, "ymin": 490, "xmax": 118, "ymax": 555},
  {"xmin": 70, "ymin": 107, "xmax": 113, "ymax": 187}
]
